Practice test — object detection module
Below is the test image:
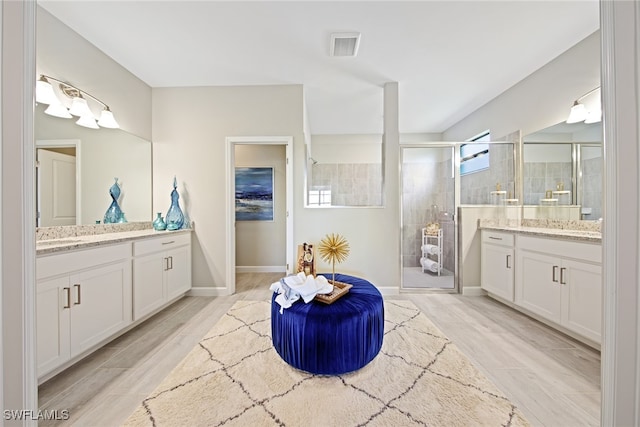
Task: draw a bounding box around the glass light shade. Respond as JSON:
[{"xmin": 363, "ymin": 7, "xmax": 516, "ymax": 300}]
[
  {"xmin": 68, "ymin": 97, "xmax": 92, "ymax": 117},
  {"xmin": 35, "ymin": 79, "xmax": 58, "ymax": 105},
  {"xmin": 44, "ymin": 101, "xmax": 72, "ymax": 118},
  {"xmin": 97, "ymin": 109, "xmax": 120, "ymax": 128},
  {"xmin": 566, "ymin": 102, "xmax": 587, "ymax": 124},
  {"xmin": 584, "ymin": 108, "xmax": 602, "ymax": 124},
  {"xmin": 76, "ymin": 112, "xmax": 99, "ymax": 129}
]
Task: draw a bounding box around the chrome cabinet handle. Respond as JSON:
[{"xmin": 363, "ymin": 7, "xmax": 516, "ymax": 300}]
[
  {"xmin": 552, "ymin": 265, "xmax": 559, "ymax": 282},
  {"xmin": 560, "ymin": 267, "xmax": 567, "ymax": 285},
  {"xmin": 162, "ymin": 241, "xmax": 175, "ymax": 245},
  {"xmin": 506, "ymin": 254, "xmax": 511, "ymax": 269},
  {"xmin": 164, "ymin": 257, "xmax": 169, "ymax": 271},
  {"xmin": 168, "ymin": 256, "xmax": 173, "ymax": 270},
  {"xmin": 74, "ymin": 284, "xmax": 81, "ymax": 305},
  {"xmin": 63, "ymin": 287, "xmax": 71, "ymax": 309},
  {"xmin": 488, "ymin": 236, "xmax": 502, "ymax": 240}
]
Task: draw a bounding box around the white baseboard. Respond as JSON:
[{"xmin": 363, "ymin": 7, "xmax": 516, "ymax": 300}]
[
  {"xmin": 236, "ymin": 265, "xmax": 286, "ymax": 273},
  {"xmin": 461, "ymin": 286, "xmax": 486, "ymax": 296},
  {"xmin": 187, "ymin": 287, "xmax": 232, "ymax": 297}
]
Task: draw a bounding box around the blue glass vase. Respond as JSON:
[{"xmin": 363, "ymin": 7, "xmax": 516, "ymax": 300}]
[
  {"xmin": 153, "ymin": 212, "xmax": 167, "ymax": 231},
  {"xmin": 103, "ymin": 178, "xmax": 123, "ymax": 224},
  {"xmin": 165, "ymin": 177, "xmax": 184, "ymax": 230}
]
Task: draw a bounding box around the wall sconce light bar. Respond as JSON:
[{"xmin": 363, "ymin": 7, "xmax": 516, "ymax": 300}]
[{"xmin": 36, "ymin": 74, "xmax": 120, "ymax": 129}]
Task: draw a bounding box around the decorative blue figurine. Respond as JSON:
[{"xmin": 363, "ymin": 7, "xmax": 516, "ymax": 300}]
[
  {"xmin": 165, "ymin": 176, "xmax": 185, "ymax": 230},
  {"xmin": 153, "ymin": 212, "xmax": 167, "ymax": 231},
  {"xmin": 103, "ymin": 178, "xmax": 123, "ymax": 224}
]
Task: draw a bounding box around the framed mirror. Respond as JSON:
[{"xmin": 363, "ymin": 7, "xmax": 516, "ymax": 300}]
[
  {"xmin": 522, "ymin": 121, "xmax": 602, "ymax": 220},
  {"xmin": 35, "ymin": 103, "xmax": 152, "ymax": 226}
]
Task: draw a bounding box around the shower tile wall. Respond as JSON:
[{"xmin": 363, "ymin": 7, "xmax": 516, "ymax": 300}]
[
  {"xmin": 523, "ymin": 161, "xmax": 572, "ymax": 205},
  {"xmin": 310, "ymin": 163, "xmax": 382, "ymax": 206},
  {"xmin": 402, "ymin": 158, "xmax": 454, "ymax": 272},
  {"xmin": 460, "ymin": 144, "xmax": 515, "ymax": 204},
  {"xmin": 581, "ymin": 156, "xmax": 602, "ymax": 219}
]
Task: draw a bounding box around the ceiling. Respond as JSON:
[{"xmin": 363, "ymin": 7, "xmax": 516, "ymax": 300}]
[{"xmin": 38, "ymin": 1, "xmax": 600, "ymax": 135}]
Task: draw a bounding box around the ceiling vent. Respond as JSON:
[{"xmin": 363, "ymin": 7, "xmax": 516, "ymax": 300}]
[{"xmin": 330, "ymin": 32, "xmax": 361, "ymax": 57}]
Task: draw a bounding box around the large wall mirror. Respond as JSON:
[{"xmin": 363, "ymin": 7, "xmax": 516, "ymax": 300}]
[
  {"xmin": 305, "ymin": 134, "xmax": 383, "ymax": 207},
  {"xmin": 459, "ymin": 142, "xmax": 517, "ymax": 205},
  {"xmin": 35, "ymin": 104, "xmax": 152, "ymax": 226},
  {"xmin": 522, "ymin": 121, "xmax": 602, "ymax": 220}
]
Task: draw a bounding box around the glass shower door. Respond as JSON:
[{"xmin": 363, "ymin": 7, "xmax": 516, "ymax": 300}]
[{"xmin": 401, "ymin": 146, "xmax": 456, "ymax": 291}]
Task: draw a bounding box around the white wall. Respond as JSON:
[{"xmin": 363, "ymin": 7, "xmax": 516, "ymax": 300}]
[
  {"xmin": 444, "ymin": 31, "xmax": 601, "ymax": 142},
  {"xmin": 235, "ymin": 144, "xmax": 286, "ymax": 270},
  {"xmin": 310, "ymin": 134, "xmax": 382, "ymax": 164},
  {"xmin": 36, "ymin": 7, "xmax": 151, "ymax": 140},
  {"xmin": 152, "ymin": 85, "xmax": 304, "ymax": 290}
]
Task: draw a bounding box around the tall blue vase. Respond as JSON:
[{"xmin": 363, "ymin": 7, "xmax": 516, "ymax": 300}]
[
  {"xmin": 103, "ymin": 178, "xmax": 123, "ymax": 224},
  {"xmin": 165, "ymin": 176, "xmax": 185, "ymax": 230}
]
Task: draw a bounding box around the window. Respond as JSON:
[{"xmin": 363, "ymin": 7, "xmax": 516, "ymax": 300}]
[
  {"xmin": 460, "ymin": 131, "xmax": 490, "ymax": 175},
  {"xmin": 308, "ymin": 187, "xmax": 332, "ymax": 206}
]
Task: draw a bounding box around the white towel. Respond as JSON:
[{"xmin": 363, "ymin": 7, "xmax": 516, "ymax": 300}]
[
  {"xmin": 421, "ymin": 244, "xmax": 439, "ymax": 255},
  {"xmin": 270, "ymin": 273, "xmax": 334, "ymax": 312},
  {"xmin": 420, "ymin": 257, "xmax": 439, "ymax": 273}
]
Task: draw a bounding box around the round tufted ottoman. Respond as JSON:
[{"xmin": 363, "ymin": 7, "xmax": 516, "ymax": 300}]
[{"xmin": 271, "ymin": 273, "xmax": 384, "ymax": 375}]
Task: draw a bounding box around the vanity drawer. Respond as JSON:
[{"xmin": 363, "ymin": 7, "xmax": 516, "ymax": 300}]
[
  {"xmin": 482, "ymin": 230, "xmax": 515, "ymax": 246},
  {"xmin": 133, "ymin": 233, "xmax": 191, "ymax": 256},
  {"xmin": 37, "ymin": 242, "xmax": 131, "ymax": 280}
]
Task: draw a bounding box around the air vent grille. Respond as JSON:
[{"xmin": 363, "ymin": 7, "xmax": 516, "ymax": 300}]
[{"xmin": 330, "ymin": 32, "xmax": 361, "ymax": 57}]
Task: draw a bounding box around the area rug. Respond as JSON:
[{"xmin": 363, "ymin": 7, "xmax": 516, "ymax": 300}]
[{"xmin": 124, "ymin": 299, "xmax": 529, "ymax": 426}]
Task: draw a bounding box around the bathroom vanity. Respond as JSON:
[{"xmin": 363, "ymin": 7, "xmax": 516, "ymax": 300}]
[
  {"xmin": 36, "ymin": 224, "xmax": 192, "ymax": 382},
  {"xmin": 480, "ymin": 220, "xmax": 601, "ymax": 348}
]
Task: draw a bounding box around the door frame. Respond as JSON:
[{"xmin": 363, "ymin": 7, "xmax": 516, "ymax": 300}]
[
  {"xmin": 399, "ymin": 143, "xmax": 460, "ymax": 293},
  {"xmin": 36, "ymin": 139, "xmax": 82, "ymax": 226},
  {"xmin": 225, "ymin": 136, "xmax": 293, "ymax": 294}
]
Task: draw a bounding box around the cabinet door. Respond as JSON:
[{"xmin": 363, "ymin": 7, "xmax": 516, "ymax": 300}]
[
  {"xmin": 36, "ymin": 276, "xmax": 71, "ymax": 377},
  {"xmin": 133, "ymin": 253, "xmax": 166, "ymax": 320},
  {"xmin": 481, "ymin": 244, "xmax": 514, "ymax": 301},
  {"xmin": 69, "ymin": 260, "xmax": 132, "ymax": 356},
  {"xmin": 166, "ymin": 245, "xmax": 192, "ymax": 301},
  {"xmin": 560, "ymin": 259, "xmax": 602, "ymax": 343},
  {"xmin": 516, "ymin": 250, "xmax": 562, "ymax": 323}
]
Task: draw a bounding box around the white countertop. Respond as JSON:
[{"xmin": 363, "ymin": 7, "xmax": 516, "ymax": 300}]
[
  {"xmin": 480, "ymin": 224, "xmax": 601, "ymax": 243},
  {"xmin": 36, "ymin": 228, "xmax": 192, "ymax": 255}
]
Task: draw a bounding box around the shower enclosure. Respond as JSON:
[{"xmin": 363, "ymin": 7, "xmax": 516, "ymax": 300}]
[{"xmin": 401, "ymin": 145, "xmax": 457, "ymax": 291}]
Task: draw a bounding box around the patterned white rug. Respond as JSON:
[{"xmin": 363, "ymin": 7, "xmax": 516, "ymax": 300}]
[{"xmin": 124, "ymin": 299, "xmax": 529, "ymax": 426}]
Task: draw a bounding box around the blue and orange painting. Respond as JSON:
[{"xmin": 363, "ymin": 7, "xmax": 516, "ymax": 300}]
[{"xmin": 235, "ymin": 167, "xmax": 274, "ymax": 221}]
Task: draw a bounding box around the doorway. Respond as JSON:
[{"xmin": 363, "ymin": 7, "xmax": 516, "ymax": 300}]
[
  {"xmin": 36, "ymin": 139, "xmax": 81, "ymax": 227},
  {"xmin": 225, "ymin": 136, "xmax": 293, "ymax": 295},
  {"xmin": 401, "ymin": 145, "xmax": 458, "ymax": 291}
]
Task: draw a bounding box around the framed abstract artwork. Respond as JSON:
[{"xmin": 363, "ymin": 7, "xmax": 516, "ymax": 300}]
[{"xmin": 235, "ymin": 167, "xmax": 274, "ymax": 221}]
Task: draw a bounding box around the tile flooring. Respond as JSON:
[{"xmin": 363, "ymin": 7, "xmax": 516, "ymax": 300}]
[{"xmin": 38, "ymin": 272, "xmax": 600, "ymax": 426}]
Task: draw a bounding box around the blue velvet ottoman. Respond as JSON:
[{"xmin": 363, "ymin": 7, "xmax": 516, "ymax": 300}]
[{"xmin": 271, "ymin": 273, "xmax": 384, "ymax": 375}]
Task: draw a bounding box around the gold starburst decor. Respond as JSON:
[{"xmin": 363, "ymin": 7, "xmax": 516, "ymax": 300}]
[{"xmin": 317, "ymin": 233, "xmax": 350, "ymax": 283}]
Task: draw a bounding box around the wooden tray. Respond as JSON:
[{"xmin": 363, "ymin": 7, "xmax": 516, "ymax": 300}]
[{"xmin": 314, "ymin": 280, "xmax": 352, "ymax": 304}]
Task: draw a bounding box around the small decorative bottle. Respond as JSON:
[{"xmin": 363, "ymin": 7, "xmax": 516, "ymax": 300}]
[
  {"xmin": 153, "ymin": 213, "xmax": 167, "ymax": 231},
  {"xmin": 165, "ymin": 176, "xmax": 185, "ymax": 231},
  {"xmin": 103, "ymin": 178, "xmax": 123, "ymax": 224}
]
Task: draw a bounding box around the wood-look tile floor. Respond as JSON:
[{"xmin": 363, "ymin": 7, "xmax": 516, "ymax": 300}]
[{"xmin": 38, "ymin": 273, "xmax": 600, "ymax": 426}]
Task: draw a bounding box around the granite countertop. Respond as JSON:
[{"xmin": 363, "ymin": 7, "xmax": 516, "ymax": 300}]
[
  {"xmin": 479, "ymin": 219, "xmax": 601, "ymax": 243},
  {"xmin": 36, "ymin": 225, "xmax": 192, "ymax": 255}
]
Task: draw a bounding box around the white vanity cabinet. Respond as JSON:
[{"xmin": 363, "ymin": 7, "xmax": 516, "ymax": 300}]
[
  {"xmin": 133, "ymin": 233, "xmax": 191, "ymax": 320},
  {"xmin": 480, "ymin": 230, "xmax": 515, "ymax": 301},
  {"xmin": 36, "ymin": 243, "xmax": 132, "ymax": 378},
  {"xmin": 515, "ymin": 235, "xmax": 602, "ymax": 344}
]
